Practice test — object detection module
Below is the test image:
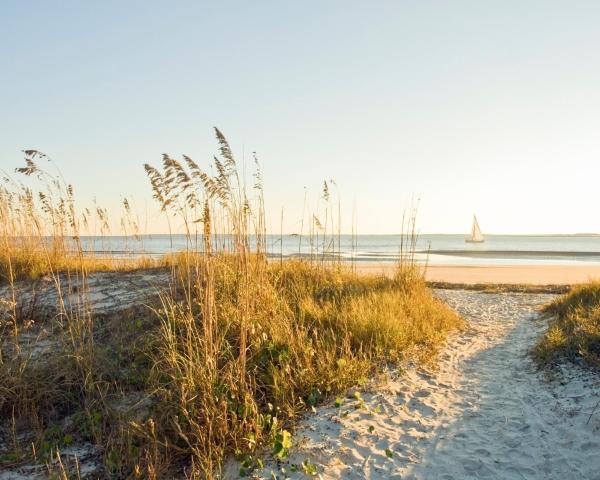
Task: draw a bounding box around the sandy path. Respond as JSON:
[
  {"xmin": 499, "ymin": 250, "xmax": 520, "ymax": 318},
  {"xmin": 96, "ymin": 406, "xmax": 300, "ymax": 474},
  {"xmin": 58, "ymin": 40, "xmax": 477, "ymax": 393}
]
[{"xmin": 234, "ymin": 290, "xmax": 600, "ymax": 479}]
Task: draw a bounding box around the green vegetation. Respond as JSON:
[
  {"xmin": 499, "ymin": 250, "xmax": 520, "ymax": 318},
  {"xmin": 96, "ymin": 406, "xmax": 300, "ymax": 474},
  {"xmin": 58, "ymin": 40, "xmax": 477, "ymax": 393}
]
[
  {"xmin": 0, "ymin": 130, "xmax": 462, "ymax": 478},
  {"xmin": 535, "ymin": 282, "xmax": 600, "ymax": 368}
]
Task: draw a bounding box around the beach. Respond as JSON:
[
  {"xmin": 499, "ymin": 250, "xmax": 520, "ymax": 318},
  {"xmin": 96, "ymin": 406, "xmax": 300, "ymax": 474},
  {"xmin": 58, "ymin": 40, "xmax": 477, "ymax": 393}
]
[
  {"xmin": 227, "ymin": 289, "xmax": 600, "ymax": 479},
  {"xmin": 3, "ymin": 262, "xmax": 600, "ymax": 478},
  {"xmin": 356, "ymin": 263, "xmax": 600, "ymax": 285}
]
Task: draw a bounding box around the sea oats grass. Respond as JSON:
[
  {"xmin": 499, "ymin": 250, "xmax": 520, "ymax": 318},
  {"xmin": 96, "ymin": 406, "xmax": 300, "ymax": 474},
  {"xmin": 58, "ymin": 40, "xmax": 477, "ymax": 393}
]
[{"xmin": 0, "ymin": 130, "xmax": 462, "ymax": 479}]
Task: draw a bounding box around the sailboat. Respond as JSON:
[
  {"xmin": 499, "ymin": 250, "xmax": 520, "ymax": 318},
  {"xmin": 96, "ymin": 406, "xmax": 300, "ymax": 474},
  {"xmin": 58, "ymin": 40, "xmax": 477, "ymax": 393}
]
[{"xmin": 466, "ymin": 215, "xmax": 484, "ymax": 243}]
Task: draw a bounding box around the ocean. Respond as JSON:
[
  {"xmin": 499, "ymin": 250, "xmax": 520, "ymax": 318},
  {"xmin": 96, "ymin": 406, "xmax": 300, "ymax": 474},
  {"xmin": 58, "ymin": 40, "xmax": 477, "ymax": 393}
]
[{"xmin": 78, "ymin": 234, "xmax": 600, "ymax": 266}]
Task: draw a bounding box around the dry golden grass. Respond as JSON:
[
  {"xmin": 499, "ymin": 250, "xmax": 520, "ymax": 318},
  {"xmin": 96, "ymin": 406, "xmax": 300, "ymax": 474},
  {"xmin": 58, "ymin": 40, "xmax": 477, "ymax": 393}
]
[
  {"xmin": 141, "ymin": 257, "xmax": 462, "ymax": 477},
  {"xmin": 0, "ymin": 246, "xmax": 162, "ymax": 284},
  {"xmin": 535, "ymin": 282, "xmax": 600, "ymax": 368},
  {"xmin": 0, "ymin": 130, "xmax": 462, "ymax": 479}
]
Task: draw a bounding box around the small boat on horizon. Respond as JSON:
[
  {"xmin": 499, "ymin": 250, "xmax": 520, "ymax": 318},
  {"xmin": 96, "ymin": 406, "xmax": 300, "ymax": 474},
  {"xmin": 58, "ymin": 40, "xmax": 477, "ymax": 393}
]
[{"xmin": 466, "ymin": 215, "xmax": 485, "ymax": 243}]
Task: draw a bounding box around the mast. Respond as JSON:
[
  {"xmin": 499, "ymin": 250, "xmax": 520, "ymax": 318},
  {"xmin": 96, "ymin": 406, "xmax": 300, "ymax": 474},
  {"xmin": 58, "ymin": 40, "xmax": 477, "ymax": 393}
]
[{"xmin": 471, "ymin": 215, "xmax": 483, "ymax": 242}]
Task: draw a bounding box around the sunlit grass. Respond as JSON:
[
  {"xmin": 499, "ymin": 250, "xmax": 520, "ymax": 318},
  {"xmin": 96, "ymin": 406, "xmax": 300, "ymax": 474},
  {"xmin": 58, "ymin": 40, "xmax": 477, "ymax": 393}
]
[
  {"xmin": 0, "ymin": 130, "xmax": 463, "ymax": 479},
  {"xmin": 535, "ymin": 282, "xmax": 600, "ymax": 368}
]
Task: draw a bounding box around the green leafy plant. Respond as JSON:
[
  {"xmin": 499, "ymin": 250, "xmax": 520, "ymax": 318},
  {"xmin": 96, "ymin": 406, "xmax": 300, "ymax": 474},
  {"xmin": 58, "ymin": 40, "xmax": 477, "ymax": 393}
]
[
  {"xmin": 302, "ymin": 458, "xmax": 318, "ymax": 476},
  {"xmin": 272, "ymin": 429, "xmax": 293, "ymax": 459}
]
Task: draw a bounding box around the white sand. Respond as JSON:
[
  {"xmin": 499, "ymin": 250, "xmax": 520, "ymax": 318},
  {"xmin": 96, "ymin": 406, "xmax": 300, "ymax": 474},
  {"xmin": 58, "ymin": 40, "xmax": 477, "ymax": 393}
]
[{"xmin": 228, "ymin": 290, "xmax": 600, "ymax": 479}]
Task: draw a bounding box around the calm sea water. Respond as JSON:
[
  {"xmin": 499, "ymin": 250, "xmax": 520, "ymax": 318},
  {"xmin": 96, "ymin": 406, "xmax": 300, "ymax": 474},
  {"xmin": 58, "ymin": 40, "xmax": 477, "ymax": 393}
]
[{"xmin": 79, "ymin": 234, "xmax": 600, "ymax": 266}]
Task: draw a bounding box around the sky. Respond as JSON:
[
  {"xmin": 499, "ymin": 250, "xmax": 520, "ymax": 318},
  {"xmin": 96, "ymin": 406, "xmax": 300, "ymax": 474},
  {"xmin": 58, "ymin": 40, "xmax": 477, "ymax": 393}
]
[{"xmin": 1, "ymin": 1, "xmax": 600, "ymax": 235}]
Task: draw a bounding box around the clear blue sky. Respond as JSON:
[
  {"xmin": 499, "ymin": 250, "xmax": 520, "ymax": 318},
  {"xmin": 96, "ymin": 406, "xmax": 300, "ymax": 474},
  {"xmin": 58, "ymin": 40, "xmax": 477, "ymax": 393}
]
[{"xmin": 2, "ymin": 1, "xmax": 599, "ymax": 234}]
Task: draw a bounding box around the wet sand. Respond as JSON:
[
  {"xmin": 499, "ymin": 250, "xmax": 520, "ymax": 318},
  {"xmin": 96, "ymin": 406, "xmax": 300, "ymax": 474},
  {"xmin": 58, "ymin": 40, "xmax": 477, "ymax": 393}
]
[{"xmin": 356, "ymin": 263, "xmax": 600, "ymax": 285}]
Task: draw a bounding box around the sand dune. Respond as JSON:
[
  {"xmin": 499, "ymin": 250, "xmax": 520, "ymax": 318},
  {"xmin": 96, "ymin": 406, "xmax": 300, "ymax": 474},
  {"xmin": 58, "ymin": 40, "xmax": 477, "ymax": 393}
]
[{"xmin": 228, "ymin": 290, "xmax": 600, "ymax": 479}]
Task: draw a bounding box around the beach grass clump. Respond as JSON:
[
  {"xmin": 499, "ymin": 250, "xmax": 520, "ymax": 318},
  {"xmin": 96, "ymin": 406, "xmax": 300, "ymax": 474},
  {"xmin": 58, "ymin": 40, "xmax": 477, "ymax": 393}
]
[
  {"xmin": 535, "ymin": 282, "xmax": 600, "ymax": 368},
  {"xmin": 141, "ymin": 257, "xmax": 461, "ymax": 478}
]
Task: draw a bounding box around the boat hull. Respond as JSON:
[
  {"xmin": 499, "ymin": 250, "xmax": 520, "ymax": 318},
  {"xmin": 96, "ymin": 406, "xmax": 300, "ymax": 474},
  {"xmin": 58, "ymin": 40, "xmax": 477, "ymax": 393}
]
[{"xmin": 465, "ymin": 239, "xmax": 485, "ymax": 243}]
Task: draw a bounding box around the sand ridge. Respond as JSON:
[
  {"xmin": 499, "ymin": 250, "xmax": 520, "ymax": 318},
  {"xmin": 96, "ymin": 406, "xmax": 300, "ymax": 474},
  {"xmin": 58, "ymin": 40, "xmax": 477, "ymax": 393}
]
[{"xmin": 231, "ymin": 290, "xmax": 600, "ymax": 479}]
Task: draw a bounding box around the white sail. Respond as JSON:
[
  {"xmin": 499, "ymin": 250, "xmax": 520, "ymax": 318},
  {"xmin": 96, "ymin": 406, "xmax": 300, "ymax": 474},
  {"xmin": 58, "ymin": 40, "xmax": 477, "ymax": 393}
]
[{"xmin": 467, "ymin": 215, "xmax": 484, "ymax": 243}]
